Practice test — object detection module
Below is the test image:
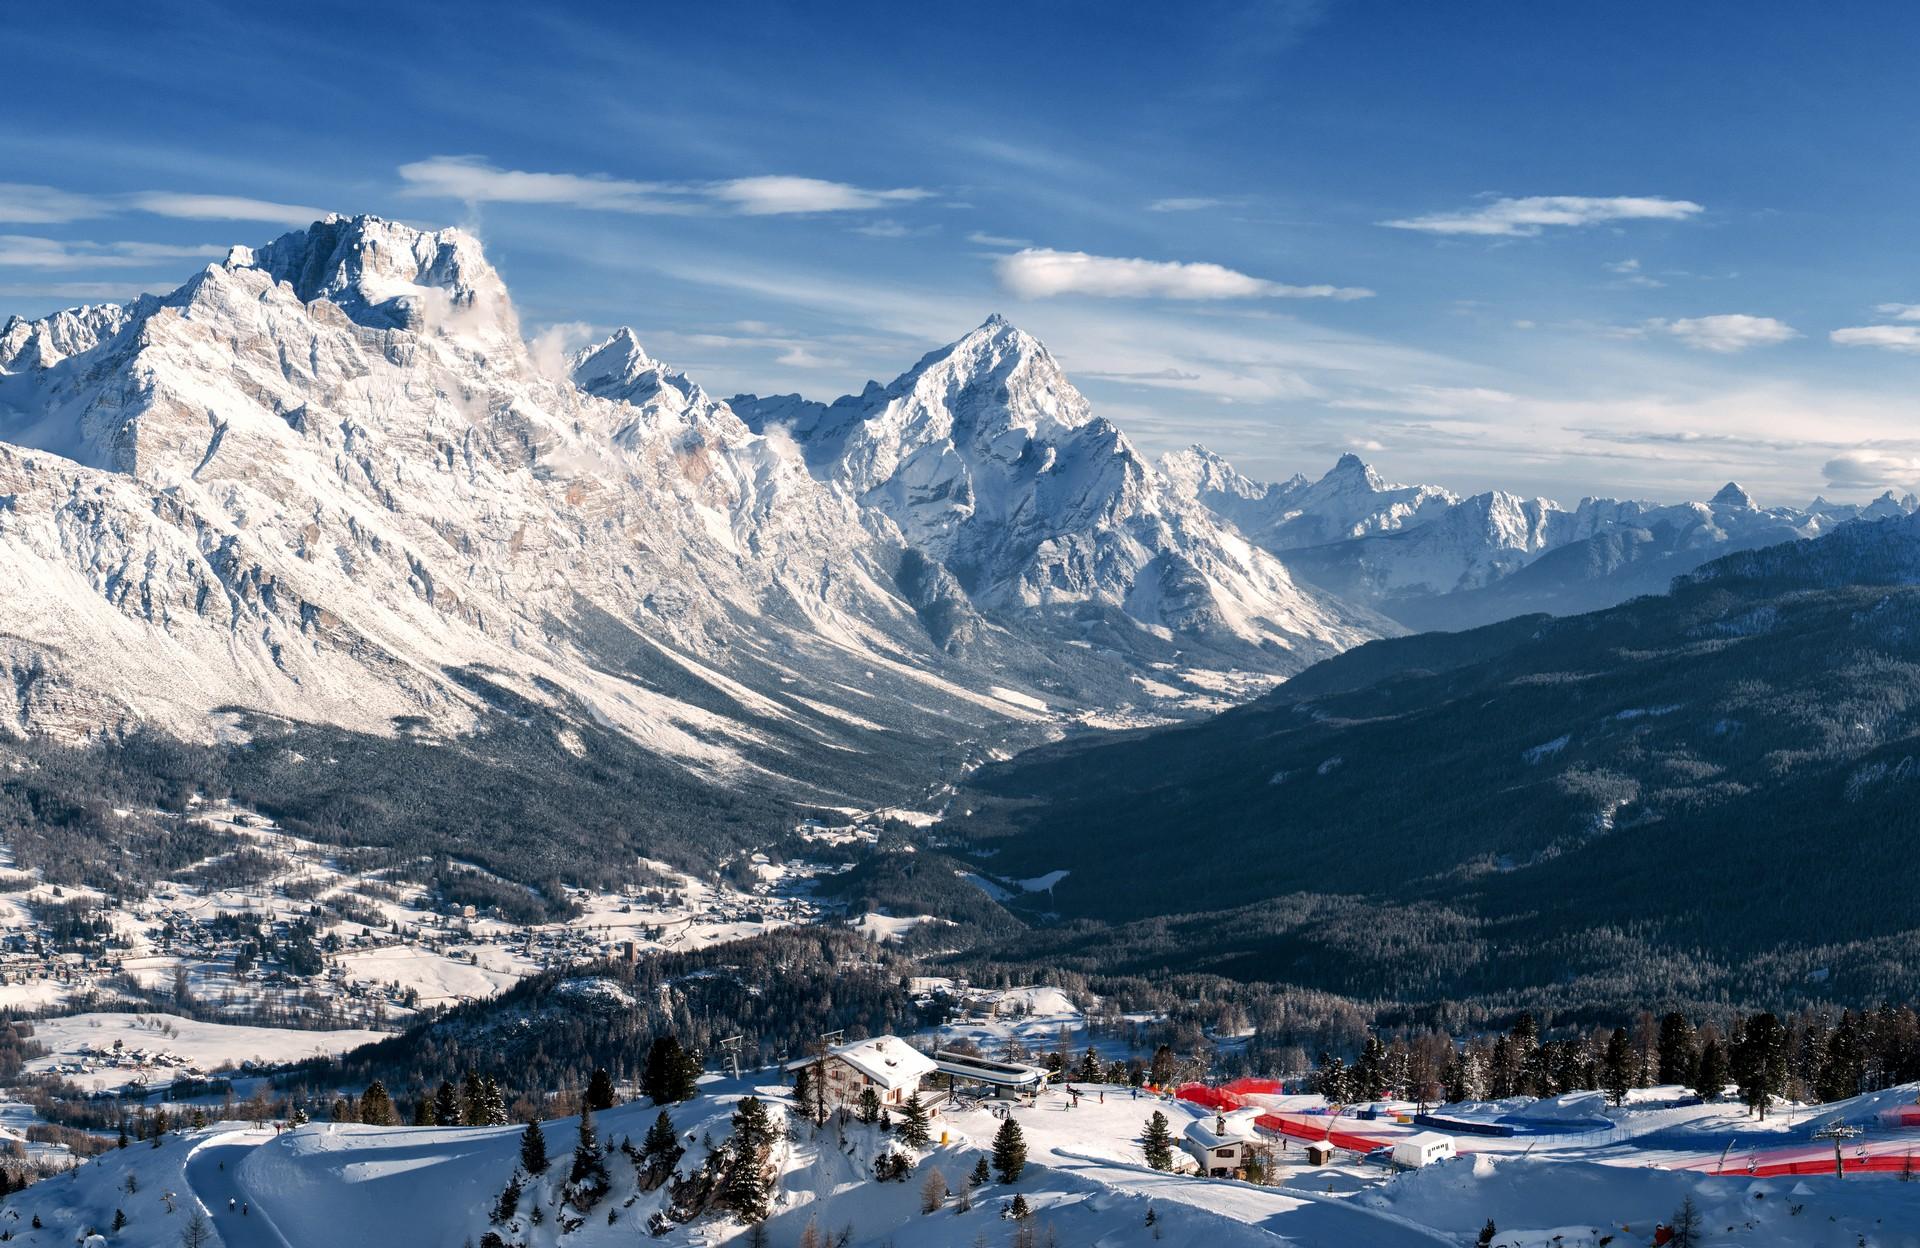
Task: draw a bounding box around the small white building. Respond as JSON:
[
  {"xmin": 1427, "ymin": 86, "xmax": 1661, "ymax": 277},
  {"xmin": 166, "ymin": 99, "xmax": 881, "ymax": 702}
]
[
  {"xmin": 1183, "ymin": 1109, "xmax": 1263, "ymax": 1177},
  {"xmin": 1390, "ymin": 1131, "xmax": 1456, "ymax": 1169},
  {"xmin": 787, "ymin": 1035, "xmax": 939, "ymax": 1113}
]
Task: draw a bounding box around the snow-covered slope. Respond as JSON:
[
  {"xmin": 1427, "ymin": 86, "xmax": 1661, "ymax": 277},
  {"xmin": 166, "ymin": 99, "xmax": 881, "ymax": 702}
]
[
  {"xmin": 733, "ymin": 317, "xmax": 1381, "ymax": 668},
  {"xmin": 0, "ymin": 218, "xmax": 1384, "ymax": 783},
  {"xmin": 1169, "ymin": 447, "xmax": 1910, "ymax": 631},
  {"xmin": 0, "ymin": 218, "xmax": 1031, "ymax": 766}
]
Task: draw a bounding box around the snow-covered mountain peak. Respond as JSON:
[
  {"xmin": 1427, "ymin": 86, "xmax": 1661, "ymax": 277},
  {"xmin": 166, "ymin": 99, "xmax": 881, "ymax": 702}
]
[
  {"xmin": 732, "ymin": 322, "xmax": 1377, "ymax": 659},
  {"xmin": 1161, "ymin": 444, "xmax": 1299, "ymax": 505},
  {"xmin": 1710, "ymin": 481, "xmax": 1758, "ymax": 510},
  {"xmin": 0, "ymin": 302, "xmax": 142, "ymax": 372},
  {"xmin": 246, "ymin": 213, "xmax": 517, "ymax": 342},
  {"xmin": 570, "ymin": 328, "xmax": 662, "ymax": 396},
  {"xmin": 1319, "ymin": 451, "xmax": 1388, "ymax": 493}
]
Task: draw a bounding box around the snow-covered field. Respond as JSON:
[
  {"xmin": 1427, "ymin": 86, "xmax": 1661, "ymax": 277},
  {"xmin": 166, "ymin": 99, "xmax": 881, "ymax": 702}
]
[
  {"xmin": 12, "ymin": 1076, "xmax": 1920, "ymax": 1248},
  {"xmin": 23, "ymin": 1012, "xmax": 387, "ymax": 1093}
]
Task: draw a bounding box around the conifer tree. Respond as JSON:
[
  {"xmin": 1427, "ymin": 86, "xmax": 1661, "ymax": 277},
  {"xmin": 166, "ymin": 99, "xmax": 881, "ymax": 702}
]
[
  {"xmin": 1141, "ymin": 1110, "xmax": 1175, "ymax": 1170},
  {"xmin": 586, "ymin": 1067, "xmax": 618, "ymax": 1111},
  {"xmin": 479, "ymin": 1075, "xmax": 509, "ymax": 1126},
  {"xmin": 722, "ymin": 1097, "xmax": 775, "ymax": 1221},
  {"xmin": 460, "ymin": 1069, "xmax": 485, "ymax": 1125},
  {"xmin": 289, "ymin": 1104, "xmax": 309, "ymax": 1127},
  {"xmin": 112, "ymin": 1209, "xmax": 127, "ymax": 1232},
  {"xmin": 1008, "ymin": 1193, "xmax": 1031, "ymax": 1220},
  {"xmin": 1353, "ymin": 1035, "xmax": 1389, "ymax": 1101},
  {"xmin": 1656, "ymin": 1012, "xmax": 1699, "ymax": 1086},
  {"xmin": 433, "ymin": 1079, "xmax": 460, "ymax": 1126},
  {"xmin": 1076, "ymin": 1047, "xmax": 1101, "ymax": 1082},
  {"xmin": 992, "ymin": 1116, "xmax": 1027, "ymax": 1183},
  {"xmin": 1731, "ymin": 1013, "xmax": 1789, "ymax": 1118},
  {"xmin": 857, "ymin": 1086, "xmax": 882, "ymax": 1125},
  {"xmin": 568, "ymin": 1104, "xmax": 610, "ymax": 1211},
  {"xmin": 359, "ymin": 1079, "xmax": 397, "ymax": 1126},
  {"xmin": 971, "ymin": 1155, "xmax": 991, "ymax": 1187},
  {"xmin": 644, "ymin": 1035, "xmax": 702, "ymax": 1104},
  {"xmin": 640, "ymin": 1109, "xmax": 683, "ymax": 1185},
  {"xmin": 1694, "ymin": 1039, "xmax": 1729, "ymax": 1101},
  {"xmin": 1602, "ymin": 1028, "xmax": 1634, "ymax": 1107},
  {"xmin": 520, "ymin": 1117, "xmax": 550, "ymax": 1174},
  {"xmin": 898, "ymin": 1092, "xmax": 932, "ymax": 1148},
  {"xmin": 493, "ymin": 1170, "xmax": 523, "ymax": 1224}
]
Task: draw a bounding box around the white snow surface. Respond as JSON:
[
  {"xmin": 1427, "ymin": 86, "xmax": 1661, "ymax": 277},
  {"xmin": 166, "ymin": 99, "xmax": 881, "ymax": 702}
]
[{"xmin": 0, "ymin": 218, "xmax": 1380, "ymax": 768}]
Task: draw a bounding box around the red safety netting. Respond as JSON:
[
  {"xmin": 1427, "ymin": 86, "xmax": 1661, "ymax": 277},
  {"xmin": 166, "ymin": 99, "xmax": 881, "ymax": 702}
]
[
  {"xmin": 1254, "ymin": 1112, "xmax": 1394, "ymax": 1154},
  {"xmin": 1173, "ymin": 1083, "xmax": 1243, "ymax": 1112}
]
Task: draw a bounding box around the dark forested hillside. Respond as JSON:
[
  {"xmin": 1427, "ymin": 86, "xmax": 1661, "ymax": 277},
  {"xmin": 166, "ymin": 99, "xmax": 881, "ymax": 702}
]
[{"xmin": 944, "ymin": 514, "xmax": 1920, "ymax": 1009}]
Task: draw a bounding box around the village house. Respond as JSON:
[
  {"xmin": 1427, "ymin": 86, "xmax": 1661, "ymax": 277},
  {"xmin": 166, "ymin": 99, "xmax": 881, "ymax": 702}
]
[
  {"xmin": 1183, "ymin": 1109, "xmax": 1264, "ymax": 1177},
  {"xmin": 786, "ymin": 1035, "xmax": 940, "ymax": 1114}
]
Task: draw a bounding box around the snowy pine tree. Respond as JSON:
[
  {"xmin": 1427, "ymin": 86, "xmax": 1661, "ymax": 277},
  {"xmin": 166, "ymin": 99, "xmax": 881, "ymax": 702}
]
[
  {"xmin": 586, "ymin": 1067, "xmax": 618, "ymax": 1111},
  {"xmin": 1141, "ymin": 1111, "xmax": 1175, "ymax": 1170},
  {"xmin": 520, "ymin": 1118, "xmax": 550, "ymax": 1174},
  {"xmin": 992, "ymin": 1116, "xmax": 1027, "ymax": 1183},
  {"xmin": 898, "ymin": 1092, "xmax": 932, "ymax": 1148},
  {"xmin": 567, "ymin": 1104, "xmax": 610, "ymax": 1212}
]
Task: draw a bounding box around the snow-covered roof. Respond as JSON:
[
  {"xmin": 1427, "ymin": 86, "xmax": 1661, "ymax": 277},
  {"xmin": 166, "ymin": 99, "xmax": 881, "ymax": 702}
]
[
  {"xmin": 1185, "ymin": 1109, "xmax": 1262, "ymax": 1148},
  {"xmin": 787, "ymin": 1035, "xmax": 936, "ymax": 1090}
]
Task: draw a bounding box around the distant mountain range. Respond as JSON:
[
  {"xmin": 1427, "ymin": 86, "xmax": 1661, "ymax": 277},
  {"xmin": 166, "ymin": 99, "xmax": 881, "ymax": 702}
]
[
  {"xmin": 943, "ymin": 511, "xmax": 1920, "ymax": 1009},
  {"xmin": 1164, "ymin": 446, "xmax": 1917, "ymax": 632}
]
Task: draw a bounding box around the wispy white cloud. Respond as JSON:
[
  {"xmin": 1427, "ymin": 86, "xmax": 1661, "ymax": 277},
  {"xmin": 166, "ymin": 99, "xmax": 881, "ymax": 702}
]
[
  {"xmin": 398, "ymin": 156, "xmax": 930, "ymax": 218},
  {"xmin": 0, "ymin": 280, "xmax": 154, "ymax": 301},
  {"xmin": 1831, "ymin": 324, "xmax": 1920, "ymax": 353},
  {"xmin": 1147, "ymin": 197, "xmax": 1224, "ymax": 212},
  {"xmin": 0, "ymin": 183, "xmax": 108, "ymax": 225},
  {"xmin": 127, "ymin": 192, "xmax": 325, "ymax": 225},
  {"xmin": 0, "ymin": 235, "xmax": 226, "ymax": 268},
  {"xmin": 966, "ymin": 230, "xmax": 1029, "ymax": 248},
  {"xmin": 995, "ymin": 248, "xmax": 1372, "ymax": 301},
  {"xmin": 708, "ymin": 176, "xmax": 930, "ymax": 216},
  {"xmin": 397, "ymin": 156, "xmax": 689, "ymax": 214},
  {"xmin": 1873, "ymin": 303, "xmax": 1920, "ymax": 321},
  {"xmin": 1649, "ymin": 314, "xmax": 1798, "ymax": 353},
  {"xmin": 1382, "ymin": 195, "xmax": 1704, "ymax": 237},
  {"xmin": 1605, "ymin": 257, "xmax": 1665, "ymax": 289},
  {"xmin": 1327, "ymin": 384, "xmax": 1518, "ymax": 417}
]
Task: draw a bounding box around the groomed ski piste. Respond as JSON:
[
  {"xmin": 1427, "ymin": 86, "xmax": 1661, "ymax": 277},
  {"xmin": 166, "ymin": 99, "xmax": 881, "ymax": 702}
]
[{"xmin": 11, "ymin": 1072, "xmax": 1920, "ymax": 1248}]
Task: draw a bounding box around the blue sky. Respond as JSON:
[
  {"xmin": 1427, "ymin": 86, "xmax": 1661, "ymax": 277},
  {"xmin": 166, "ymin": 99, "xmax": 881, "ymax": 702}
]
[{"xmin": 7, "ymin": 0, "xmax": 1920, "ymax": 503}]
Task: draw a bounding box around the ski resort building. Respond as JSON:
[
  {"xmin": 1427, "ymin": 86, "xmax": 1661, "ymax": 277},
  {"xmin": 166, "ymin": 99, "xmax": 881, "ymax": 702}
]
[
  {"xmin": 930, "ymin": 1049, "xmax": 1051, "ymax": 1099},
  {"xmin": 786, "ymin": 1035, "xmax": 939, "ymax": 1113},
  {"xmin": 1184, "ymin": 1110, "xmax": 1264, "ymax": 1177}
]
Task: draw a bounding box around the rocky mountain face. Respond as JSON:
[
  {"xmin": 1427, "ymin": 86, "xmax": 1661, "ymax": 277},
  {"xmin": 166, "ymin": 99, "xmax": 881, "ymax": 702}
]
[
  {"xmin": 0, "ymin": 217, "xmax": 1377, "ymax": 796},
  {"xmin": 731, "ymin": 316, "xmax": 1381, "ymax": 674},
  {"xmin": 1165, "ymin": 446, "xmax": 1915, "ymax": 631}
]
